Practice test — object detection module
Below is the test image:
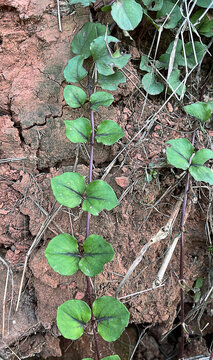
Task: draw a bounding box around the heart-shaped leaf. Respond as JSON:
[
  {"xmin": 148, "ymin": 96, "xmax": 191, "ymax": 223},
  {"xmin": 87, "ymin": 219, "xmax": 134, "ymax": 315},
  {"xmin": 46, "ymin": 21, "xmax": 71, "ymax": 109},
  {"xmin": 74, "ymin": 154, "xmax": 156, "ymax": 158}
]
[
  {"xmin": 142, "ymin": 73, "xmax": 164, "ymax": 95},
  {"xmin": 111, "ymin": 0, "xmax": 143, "ymax": 31},
  {"xmin": 184, "ymin": 102, "xmax": 212, "ymax": 122},
  {"xmin": 139, "ymin": 55, "xmax": 152, "ymax": 72},
  {"xmin": 64, "ymin": 56, "xmax": 87, "ymax": 83},
  {"xmin": 51, "ymin": 172, "xmax": 86, "ymax": 208},
  {"xmin": 57, "ymin": 300, "xmax": 91, "ymax": 340},
  {"xmin": 156, "ymin": 1, "xmax": 181, "ymax": 29},
  {"xmin": 71, "ymin": 22, "xmax": 108, "ymax": 59},
  {"xmin": 192, "ymin": 149, "xmax": 213, "ymax": 165},
  {"xmin": 82, "ymin": 180, "xmax": 118, "ymax": 215},
  {"xmin": 98, "ymin": 71, "xmax": 126, "ymax": 91},
  {"xmin": 90, "ymin": 36, "xmax": 130, "ymax": 76},
  {"xmin": 79, "ymin": 234, "xmax": 115, "ymax": 276},
  {"xmin": 189, "ymin": 165, "xmax": 213, "ymax": 185},
  {"xmin": 96, "ymin": 120, "xmax": 124, "ymax": 145},
  {"xmin": 65, "ymin": 118, "xmax": 92, "ymax": 143},
  {"xmin": 166, "ymin": 138, "xmax": 194, "ymax": 170},
  {"xmin": 184, "ymin": 42, "xmax": 206, "ymax": 69},
  {"xmin": 90, "ymin": 92, "xmax": 114, "ymax": 110},
  {"xmin": 64, "ymin": 85, "xmax": 87, "ymax": 108},
  {"xmin": 45, "ymin": 234, "xmax": 79, "ymax": 276},
  {"xmin": 168, "ymin": 69, "xmax": 186, "ymax": 97},
  {"xmin": 93, "ymin": 296, "xmax": 130, "ymax": 342}
]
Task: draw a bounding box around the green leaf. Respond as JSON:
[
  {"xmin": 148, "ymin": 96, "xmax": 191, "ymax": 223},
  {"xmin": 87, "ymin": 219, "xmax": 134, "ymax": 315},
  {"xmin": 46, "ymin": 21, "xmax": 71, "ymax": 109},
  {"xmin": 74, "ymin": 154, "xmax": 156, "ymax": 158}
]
[
  {"xmin": 82, "ymin": 180, "xmax": 118, "ymax": 216},
  {"xmin": 142, "ymin": 0, "xmax": 163, "ymax": 11},
  {"xmin": 65, "ymin": 118, "xmax": 92, "ymax": 143},
  {"xmin": 45, "ymin": 234, "xmax": 79, "ymax": 276},
  {"xmin": 63, "ymin": 85, "xmax": 87, "ymax": 108},
  {"xmin": 194, "ymin": 291, "xmax": 201, "ymax": 303},
  {"xmin": 199, "ymin": 19, "xmax": 213, "ymax": 37},
  {"xmin": 184, "ymin": 42, "xmax": 206, "ymax": 69},
  {"xmin": 96, "ymin": 120, "xmax": 124, "ymax": 145},
  {"xmin": 69, "ymin": 0, "xmax": 92, "ymax": 5},
  {"xmin": 57, "ymin": 300, "xmax": 91, "ymax": 340},
  {"xmin": 64, "ymin": 56, "xmax": 87, "ymax": 83},
  {"xmin": 93, "ymin": 296, "xmax": 130, "ymax": 342},
  {"xmin": 194, "ymin": 277, "xmax": 204, "ymax": 289},
  {"xmin": 207, "ymin": 100, "xmax": 213, "ymax": 110},
  {"xmin": 166, "ymin": 138, "xmax": 194, "ymax": 170},
  {"xmin": 168, "ymin": 69, "xmax": 186, "ymax": 96},
  {"xmin": 196, "ymin": 0, "xmax": 213, "ymax": 8},
  {"xmin": 159, "ymin": 40, "xmax": 185, "ymax": 70},
  {"xmin": 90, "ymin": 92, "xmax": 114, "ymax": 110},
  {"xmin": 79, "ymin": 234, "xmax": 115, "ymax": 276},
  {"xmin": 142, "ymin": 73, "xmax": 164, "ymax": 95},
  {"xmin": 90, "ymin": 36, "xmax": 130, "ymax": 76},
  {"xmin": 71, "ymin": 22, "xmax": 108, "ymax": 59},
  {"xmin": 139, "ymin": 55, "xmax": 151, "ymax": 72},
  {"xmin": 111, "ymin": 0, "xmax": 143, "ymax": 31},
  {"xmin": 98, "ymin": 70, "xmax": 126, "ymax": 90},
  {"xmin": 51, "ymin": 172, "xmax": 86, "ymax": 208},
  {"xmin": 192, "ymin": 149, "xmax": 213, "ymax": 165},
  {"xmin": 189, "ymin": 165, "xmax": 213, "ymax": 185},
  {"xmin": 184, "ymin": 102, "xmax": 212, "ymax": 122},
  {"xmin": 156, "ymin": 1, "xmax": 181, "ymax": 29}
]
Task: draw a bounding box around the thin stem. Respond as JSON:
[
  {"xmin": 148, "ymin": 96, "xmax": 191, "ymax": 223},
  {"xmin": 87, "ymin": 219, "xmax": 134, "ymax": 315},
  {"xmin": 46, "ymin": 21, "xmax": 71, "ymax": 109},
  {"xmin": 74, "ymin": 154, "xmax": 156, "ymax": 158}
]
[
  {"xmin": 179, "ymin": 131, "xmax": 196, "ymax": 360},
  {"xmin": 85, "ymin": 78, "xmax": 101, "ymax": 360}
]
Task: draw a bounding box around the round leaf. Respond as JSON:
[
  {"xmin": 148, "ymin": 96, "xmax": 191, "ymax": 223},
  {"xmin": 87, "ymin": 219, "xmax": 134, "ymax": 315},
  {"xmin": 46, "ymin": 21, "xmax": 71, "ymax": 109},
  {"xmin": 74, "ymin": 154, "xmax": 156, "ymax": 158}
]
[
  {"xmin": 196, "ymin": 0, "xmax": 213, "ymax": 8},
  {"xmin": 139, "ymin": 55, "xmax": 151, "ymax": 72},
  {"xmin": 64, "ymin": 85, "xmax": 87, "ymax": 108},
  {"xmin": 83, "ymin": 180, "xmax": 118, "ymax": 216},
  {"xmin": 189, "ymin": 165, "xmax": 213, "ymax": 185},
  {"xmin": 168, "ymin": 69, "xmax": 186, "ymax": 97},
  {"xmin": 57, "ymin": 300, "xmax": 91, "ymax": 340},
  {"xmin": 156, "ymin": 1, "xmax": 181, "ymax": 29},
  {"xmin": 65, "ymin": 118, "xmax": 92, "ymax": 143},
  {"xmin": 71, "ymin": 22, "xmax": 108, "ymax": 59},
  {"xmin": 184, "ymin": 102, "xmax": 212, "ymax": 122},
  {"xmin": 51, "ymin": 172, "xmax": 86, "ymax": 208},
  {"xmin": 90, "ymin": 92, "xmax": 114, "ymax": 110},
  {"xmin": 79, "ymin": 234, "xmax": 115, "ymax": 276},
  {"xmin": 45, "ymin": 234, "xmax": 79, "ymax": 276},
  {"xmin": 93, "ymin": 296, "xmax": 130, "ymax": 342},
  {"xmin": 98, "ymin": 71, "xmax": 126, "ymax": 91},
  {"xmin": 184, "ymin": 42, "xmax": 206, "ymax": 69},
  {"xmin": 166, "ymin": 138, "xmax": 194, "ymax": 170},
  {"xmin": 142, "ymin": 73, "xmax": 164, "ymax": 95},
  {"xmin": 64, "ymin": 56, "xmax": 87, "ymax": 83},
  {"xmin": 111, "ymin": 0, "xmax": 143, "ymax": 31},
  {"xmin": 96, "ymin": 120, "xmax": 124, "ymax": 145},
  {"xmin": 192, "ymin": 149, "xmax": 213, "ymax": 165}
]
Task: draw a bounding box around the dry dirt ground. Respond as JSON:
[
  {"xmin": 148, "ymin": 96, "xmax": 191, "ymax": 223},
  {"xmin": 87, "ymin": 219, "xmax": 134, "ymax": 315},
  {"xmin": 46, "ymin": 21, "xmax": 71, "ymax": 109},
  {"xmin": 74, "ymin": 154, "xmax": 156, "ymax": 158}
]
[{"xmin": 0, "ymin": 1, "xmax": 213, "ymax": 359}]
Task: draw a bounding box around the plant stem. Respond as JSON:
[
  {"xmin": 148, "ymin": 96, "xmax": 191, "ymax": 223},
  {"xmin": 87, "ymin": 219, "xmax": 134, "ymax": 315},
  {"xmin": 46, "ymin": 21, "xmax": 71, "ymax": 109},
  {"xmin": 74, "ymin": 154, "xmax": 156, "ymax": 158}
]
[
  {"xmin": 85, "ymin": 79, "xmax": 101, "ymax": 360},
  {"xmin": 179, "ymin": 131, "xmax": 196, "ymax": 360}
]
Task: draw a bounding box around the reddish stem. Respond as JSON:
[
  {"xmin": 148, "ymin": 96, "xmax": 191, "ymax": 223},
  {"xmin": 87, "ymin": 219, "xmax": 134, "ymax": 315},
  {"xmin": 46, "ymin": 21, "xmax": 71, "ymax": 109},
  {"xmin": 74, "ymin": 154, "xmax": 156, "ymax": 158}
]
[{"xmin": 85, "ymin": 80, "xmax": 101, "ymax": 360}]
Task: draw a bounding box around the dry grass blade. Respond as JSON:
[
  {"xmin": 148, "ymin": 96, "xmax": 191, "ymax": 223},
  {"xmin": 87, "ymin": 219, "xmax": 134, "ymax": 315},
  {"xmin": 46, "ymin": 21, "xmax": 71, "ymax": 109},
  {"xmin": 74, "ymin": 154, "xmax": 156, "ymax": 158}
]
[
  {"xmin": 115, "ymin": 195, "xmax": 183, "ymax": 297},
  {"xmin": 0, "ymin": 257, "xmax": 14, "ymax": 338},
  {"xmin": 0, "ymin": 157, "xmax": 27, "ymax": 164}
]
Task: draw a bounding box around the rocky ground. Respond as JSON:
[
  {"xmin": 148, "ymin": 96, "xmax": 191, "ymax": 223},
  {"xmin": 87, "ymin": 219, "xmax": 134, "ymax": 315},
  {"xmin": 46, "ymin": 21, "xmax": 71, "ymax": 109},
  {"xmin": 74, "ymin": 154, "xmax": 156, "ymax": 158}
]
[{"xmin": 0, "ymin": 1, "xmax": 212, "ymax": 359}]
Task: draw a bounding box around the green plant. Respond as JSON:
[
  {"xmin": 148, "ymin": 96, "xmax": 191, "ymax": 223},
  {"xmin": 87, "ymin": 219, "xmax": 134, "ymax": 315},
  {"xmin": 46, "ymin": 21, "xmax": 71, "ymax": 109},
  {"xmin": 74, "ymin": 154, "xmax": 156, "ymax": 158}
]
[
  {"xmin": 165, "ymin": 134, "xmax": 213, "ymax": 358},
  {"xmin": 44, "ymin": 21, "xmax": 132, "ymax": 359}
]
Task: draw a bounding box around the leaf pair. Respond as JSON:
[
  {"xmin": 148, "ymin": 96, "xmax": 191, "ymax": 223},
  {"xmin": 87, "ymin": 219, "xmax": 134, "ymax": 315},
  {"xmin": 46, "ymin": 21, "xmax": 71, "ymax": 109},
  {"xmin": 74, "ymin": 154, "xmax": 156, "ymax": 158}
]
[
  {"xmin": 51, "ymin": 172, "xmax": 118, "ymax": 216},
  {"xmin": 65, "ymin": 118, "xmax": 124, "ymax": 146},
  {"xmin": 57, "ymin": 296, "xmax": 130, "ymax": 342},
  {"xmin": 166, "ymin": 138, "xmax": 213, "ymax": 185},
  {"xmin": 45, "ymin": 233, "xmax": 114, "ymax": 277}
]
